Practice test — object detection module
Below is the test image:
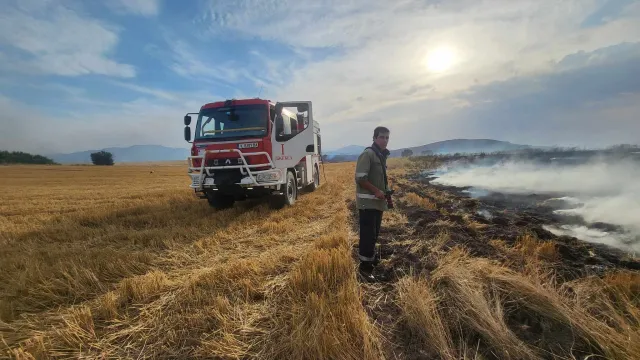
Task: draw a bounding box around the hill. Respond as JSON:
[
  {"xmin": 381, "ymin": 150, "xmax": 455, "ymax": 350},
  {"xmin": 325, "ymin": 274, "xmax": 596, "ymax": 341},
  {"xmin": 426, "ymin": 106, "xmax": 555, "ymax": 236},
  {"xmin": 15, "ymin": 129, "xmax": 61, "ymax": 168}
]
[
  {"xmin": 0, "ymin": 150, "xmax": 57, "ymax": 165},
  {"xmin": 325, "ymin": 139, "xmax": 532, "ymax": 161},
  {"xmin": 47, "ymin": 140, "xmax": 527, "ymax": 164},
  {"xmin": 390, "ymin": 138, "xmax": 531, "ymax": 157},
  {"xmin": 49, "ymin": 145, "xmax": 190, "ymax": 164},
  {"xmin": 324, "ymin": 145, "xmax": 366, "ymax": 157}
]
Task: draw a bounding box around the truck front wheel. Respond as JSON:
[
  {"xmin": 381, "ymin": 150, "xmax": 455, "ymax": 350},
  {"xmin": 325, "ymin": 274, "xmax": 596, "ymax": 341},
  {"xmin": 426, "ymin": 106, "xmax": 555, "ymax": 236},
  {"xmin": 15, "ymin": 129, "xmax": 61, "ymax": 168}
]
[
  {"xmin": 269, "ymin": 171, "xmax": 296, "ymax": 209},
  {"xmin": 207, "ymin": 191, "xmax": 235, "ymax": 210}
]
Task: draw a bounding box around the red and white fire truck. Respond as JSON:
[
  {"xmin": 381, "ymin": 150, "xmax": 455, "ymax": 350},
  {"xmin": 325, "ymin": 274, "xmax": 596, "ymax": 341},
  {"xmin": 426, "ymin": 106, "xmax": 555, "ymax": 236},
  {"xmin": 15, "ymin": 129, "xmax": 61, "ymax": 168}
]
[{"xmin": 183, "ymin": 98, "xmax": 322, "ymax": 209}]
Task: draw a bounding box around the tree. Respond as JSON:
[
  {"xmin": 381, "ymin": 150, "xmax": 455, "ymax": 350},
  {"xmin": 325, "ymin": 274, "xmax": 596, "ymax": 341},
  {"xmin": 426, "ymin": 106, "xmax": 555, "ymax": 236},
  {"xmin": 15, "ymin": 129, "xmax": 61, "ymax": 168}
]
[
  {"xmin": 0, "ymin": 150, "xmax": 57, "ymax": 164},
  {"xmin": 421, "ymin": 149, "xmax": 433, "ymax": 155},
  {"xmin": 90, "ymin": 151, "xmax": 114, "ymax": 166},
  {"xmin": 401, "ymin": 149, "xmax": 413, "ymax": 157}
]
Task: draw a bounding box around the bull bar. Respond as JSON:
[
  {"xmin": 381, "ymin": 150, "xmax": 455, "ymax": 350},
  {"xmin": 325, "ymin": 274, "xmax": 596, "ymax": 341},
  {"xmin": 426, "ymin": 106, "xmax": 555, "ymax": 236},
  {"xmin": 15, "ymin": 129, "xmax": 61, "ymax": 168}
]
[{"xmin": 187, "ymin": 149, "xmax": 284, "ymax": 191}]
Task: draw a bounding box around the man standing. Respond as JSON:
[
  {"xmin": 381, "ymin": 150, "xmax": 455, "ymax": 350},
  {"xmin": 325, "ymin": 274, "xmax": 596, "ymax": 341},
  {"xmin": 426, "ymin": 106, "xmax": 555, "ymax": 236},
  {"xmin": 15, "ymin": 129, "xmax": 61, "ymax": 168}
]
[{"xmin": 354, "ymin": 126, "xmax": 391, "ymax": 281}]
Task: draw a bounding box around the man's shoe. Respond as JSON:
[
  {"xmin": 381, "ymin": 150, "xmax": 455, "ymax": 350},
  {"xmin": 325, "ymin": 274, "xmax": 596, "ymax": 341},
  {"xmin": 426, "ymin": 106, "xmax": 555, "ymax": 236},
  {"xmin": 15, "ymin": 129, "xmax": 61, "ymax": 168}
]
[
  {"xmin": 358, "ymin": 268, "xmax": 377, "ymax": 282},
  {"xmin": 358, "ymin": 262, "xmax": 377, "ymax": 283},
  {"xmin": 373, "ymin": 252, "xmax": 382, "ymax": 266}
]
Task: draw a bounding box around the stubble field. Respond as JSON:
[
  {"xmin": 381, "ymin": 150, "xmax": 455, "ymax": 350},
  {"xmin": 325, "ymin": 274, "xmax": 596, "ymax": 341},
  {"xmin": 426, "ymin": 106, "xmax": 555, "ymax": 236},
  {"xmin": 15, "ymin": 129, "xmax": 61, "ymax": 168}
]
[{"xmin": 1, "ymin": 159, "xmax": 639, "ymax": 360}]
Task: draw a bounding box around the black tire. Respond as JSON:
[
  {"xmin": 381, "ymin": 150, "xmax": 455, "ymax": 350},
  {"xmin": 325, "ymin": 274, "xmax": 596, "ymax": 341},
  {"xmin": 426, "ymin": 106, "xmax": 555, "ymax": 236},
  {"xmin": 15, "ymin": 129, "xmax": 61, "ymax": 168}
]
[
  {"xmin": 269, "ymin": 171, "xmax": 296, "ymax": 209},
  {"xmin": 305, "ymin": 165, "xmax": 320, "ymax": 192},
  {"xmin": 207, "ymin": 192, "xmax": 235, "ymax": 210}
]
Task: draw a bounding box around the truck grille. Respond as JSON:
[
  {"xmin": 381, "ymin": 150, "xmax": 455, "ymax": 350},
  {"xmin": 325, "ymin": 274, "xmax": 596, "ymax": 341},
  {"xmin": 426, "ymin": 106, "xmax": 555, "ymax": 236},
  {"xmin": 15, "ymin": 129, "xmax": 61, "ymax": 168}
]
[
  {"xmin": 206, "ymin": 157, "xmax": 250, "ymax": 167},
  {"xmin": 213, "ymin": 169, "xmax": 243, "ymax": 185}
]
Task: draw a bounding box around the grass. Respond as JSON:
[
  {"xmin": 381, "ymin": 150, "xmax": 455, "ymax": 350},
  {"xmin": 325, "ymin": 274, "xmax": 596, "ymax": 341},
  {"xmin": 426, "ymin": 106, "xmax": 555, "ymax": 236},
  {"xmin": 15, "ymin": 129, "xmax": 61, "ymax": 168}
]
[
  {"xmin": 0, "ymin": 163, "xmax": 379, "ymax": 359},
  {"xmin": 403, "ymin": 192, "xmax": 437, "ymax": 210},
  {"xmin": 1, "ymin": 160, "xmax": 639, "ymax": 359},
  {"xmin": 397, "ymin": 247, "xmax": 640, "ymax": 359}
]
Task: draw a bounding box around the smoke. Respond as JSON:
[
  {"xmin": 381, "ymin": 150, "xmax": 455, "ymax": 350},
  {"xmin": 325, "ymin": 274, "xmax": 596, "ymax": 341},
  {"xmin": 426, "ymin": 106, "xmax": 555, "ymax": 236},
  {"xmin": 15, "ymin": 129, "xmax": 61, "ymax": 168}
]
[{"xmin": 432, "ymin": 158, "xmax": 640, "ymax": 253}]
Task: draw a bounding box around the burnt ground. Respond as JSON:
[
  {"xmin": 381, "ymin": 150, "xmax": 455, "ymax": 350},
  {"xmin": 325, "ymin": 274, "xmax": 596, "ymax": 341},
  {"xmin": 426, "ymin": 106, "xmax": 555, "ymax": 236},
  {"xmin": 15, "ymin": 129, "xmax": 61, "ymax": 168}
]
[
  {"xmin": 349, "ymin": 167, "xmax": 640, "ymax": 360},
  {"xmin": 351, "ymin": 169, "xmax": 640, "ymax": 283}
]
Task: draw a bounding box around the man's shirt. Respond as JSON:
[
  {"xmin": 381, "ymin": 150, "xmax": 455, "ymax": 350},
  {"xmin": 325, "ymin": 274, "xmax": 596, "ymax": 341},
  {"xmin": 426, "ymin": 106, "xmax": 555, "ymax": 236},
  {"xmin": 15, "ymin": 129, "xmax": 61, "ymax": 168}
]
[{"xmin": 354, "ymin": 146, "xmax": 388, "ymax": 211}]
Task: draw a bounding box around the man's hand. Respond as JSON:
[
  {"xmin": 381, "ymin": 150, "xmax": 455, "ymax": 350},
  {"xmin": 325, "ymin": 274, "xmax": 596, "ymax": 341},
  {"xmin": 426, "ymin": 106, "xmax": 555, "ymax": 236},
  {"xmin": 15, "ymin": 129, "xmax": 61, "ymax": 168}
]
[
  {"xmin": 374, "ymin": 189, "xmax": 385, "ymax": 199},
  {"xmin": 359, "ymin": 179, "xmax": 386, "ymax": 200}
]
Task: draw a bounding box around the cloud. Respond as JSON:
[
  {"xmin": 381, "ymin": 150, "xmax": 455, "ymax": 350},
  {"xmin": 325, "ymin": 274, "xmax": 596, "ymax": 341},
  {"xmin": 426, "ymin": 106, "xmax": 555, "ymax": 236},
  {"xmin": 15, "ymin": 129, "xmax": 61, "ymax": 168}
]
[
  {"xmin": 108, "ymin": 81, "xmax": 178, "ymax": 101},
  {"xmin": 167, "ymin": 40, "xmax": 243, "ymax": 83},
  {"xmin": 0, "ymin": 94, "xmax": 68, "ymax": 154},
  {"xmin": 0, "ymin": 1, "xmax": 135, "ymax": 78},
  {"xmin": 196, "ymin": 1, "xmax": 640, "ymax": 140},
  {"xmin": 204, "ymin": 0, "xmax": 638, "ymax": 150},
  {"xmin": 448, "ymin": 45, "xmax": 640, "ymax": 147},
  {"xmin": 2, "ymin": 0, "xmax": 640, "ymax": 154},
  {"xmin": 106, "ymin": 0, "xmax": 160, "ymax": 17},
  {"xmin": 0, "ymin": 90, "xmax": 216, "ymax": 154},
  {"xmin": 159, "ymin": 36, "xmax": 295, "ymax": 98},
  {"xmin": 201, "ymin": 0, "xmax": 396, "ymax": 48}
]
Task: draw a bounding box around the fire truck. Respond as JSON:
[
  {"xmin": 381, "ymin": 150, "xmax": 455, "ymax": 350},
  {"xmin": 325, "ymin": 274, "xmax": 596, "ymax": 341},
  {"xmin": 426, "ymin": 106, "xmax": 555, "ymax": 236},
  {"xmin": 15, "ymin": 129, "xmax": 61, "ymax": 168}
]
[{"xmin": 183, "ymin": 98, "xmax": 322, "ymax": 209}]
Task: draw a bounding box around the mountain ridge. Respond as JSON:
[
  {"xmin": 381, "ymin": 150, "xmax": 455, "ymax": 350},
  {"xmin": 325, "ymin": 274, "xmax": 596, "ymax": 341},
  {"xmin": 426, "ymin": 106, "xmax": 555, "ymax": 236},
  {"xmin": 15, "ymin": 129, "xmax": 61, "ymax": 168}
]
[
  {"xmin": 49, "ymin": 145, "xmax": 190, "ymax": 164},
  {"xmin": 325, "ymin": 139, "xmax": 534, "ymax": 159},
  {"xmin": 48, "ymin": 139, "xmax": 534, "ymax": 164}
]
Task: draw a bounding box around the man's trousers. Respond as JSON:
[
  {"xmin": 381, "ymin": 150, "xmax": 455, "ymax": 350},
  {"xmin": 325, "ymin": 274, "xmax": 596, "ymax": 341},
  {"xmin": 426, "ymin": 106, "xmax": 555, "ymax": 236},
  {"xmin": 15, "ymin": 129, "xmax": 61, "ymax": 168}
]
[{"xmin": 358, "ymin": 209, "xmax": 383, "ymax": 261}]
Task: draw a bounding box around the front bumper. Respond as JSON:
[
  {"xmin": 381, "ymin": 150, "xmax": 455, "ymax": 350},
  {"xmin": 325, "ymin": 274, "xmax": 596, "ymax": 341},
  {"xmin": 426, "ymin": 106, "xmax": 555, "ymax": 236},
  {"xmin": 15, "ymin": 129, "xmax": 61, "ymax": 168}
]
[
  {"xmin": 187, "ymin": 148, "xmax": 285, "ymax": 191},
  {"xmin": 188, "ymin": 170, "xmax": 285, "ymax": 189}
]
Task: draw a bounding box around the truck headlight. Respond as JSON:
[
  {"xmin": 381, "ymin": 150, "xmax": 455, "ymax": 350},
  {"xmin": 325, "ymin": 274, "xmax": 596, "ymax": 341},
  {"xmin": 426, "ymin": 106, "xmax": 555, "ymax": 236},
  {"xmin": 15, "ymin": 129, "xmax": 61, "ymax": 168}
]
[
  {"xmin": 256, "ymin": 170, "xmax": 281, "ymax": 182},
  {"xmin": 190, "ymin": 174, "xmax": 203, "ymax": 186}
]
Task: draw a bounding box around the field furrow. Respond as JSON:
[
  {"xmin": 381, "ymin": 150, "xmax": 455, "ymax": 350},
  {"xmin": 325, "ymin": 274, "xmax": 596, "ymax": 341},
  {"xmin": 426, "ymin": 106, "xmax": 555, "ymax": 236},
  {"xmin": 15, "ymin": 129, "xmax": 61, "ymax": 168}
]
[
  {"xmin": 3, "ymin": 159, "xmax": 639, "ymax": 360},
  {"xmin": 1, "ymin": 163, "xmax": 381, "ymax": 359}
]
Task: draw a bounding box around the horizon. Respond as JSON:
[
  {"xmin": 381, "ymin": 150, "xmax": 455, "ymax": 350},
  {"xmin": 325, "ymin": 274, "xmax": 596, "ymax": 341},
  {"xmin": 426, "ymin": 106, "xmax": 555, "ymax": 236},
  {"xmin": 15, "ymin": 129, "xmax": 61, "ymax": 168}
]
[
  {"xmin": 1, "ymin": 0, "xmax": 639, "ymax": 154},
  {"xmin": 17, "ymin": 137, "xmax": 638, "ymax": 158}
]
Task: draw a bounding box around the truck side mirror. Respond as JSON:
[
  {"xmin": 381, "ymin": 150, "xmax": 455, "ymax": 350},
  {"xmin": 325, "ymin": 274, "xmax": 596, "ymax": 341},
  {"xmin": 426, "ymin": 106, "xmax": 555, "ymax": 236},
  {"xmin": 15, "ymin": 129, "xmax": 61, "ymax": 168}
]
[
  {"xmin": 184, "ymin": 115, "xmax": 191, "ymax": 125},
  {"xmin": 184, "ymin": 126, "xmax": 191, "ymax": 142}
]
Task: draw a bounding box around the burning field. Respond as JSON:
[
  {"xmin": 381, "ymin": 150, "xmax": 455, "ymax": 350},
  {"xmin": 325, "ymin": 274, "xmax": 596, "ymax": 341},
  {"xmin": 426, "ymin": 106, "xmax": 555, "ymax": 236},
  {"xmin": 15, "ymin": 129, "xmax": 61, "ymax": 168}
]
[
  {"xmin": 1, "ymin": 158, "xmax": 639, "ymax": 359},
  {"xmin": 429, "ymin": 156, "xmax": 640, "ymax": 254},
  {"xmin": 356, "ymin": 156, "xmax": 640, "ymax": 359}
]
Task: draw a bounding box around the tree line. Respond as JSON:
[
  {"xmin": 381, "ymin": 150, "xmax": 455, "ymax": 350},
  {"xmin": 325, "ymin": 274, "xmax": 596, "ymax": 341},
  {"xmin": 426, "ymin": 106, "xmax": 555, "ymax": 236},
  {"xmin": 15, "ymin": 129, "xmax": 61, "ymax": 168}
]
[
  {"xmin": 0, "ymin": 151, "xmax": 58, "ymax": 165},
  {"xmin": 1, "ymin": 150, "xmax": 115, "ymax": 165}
]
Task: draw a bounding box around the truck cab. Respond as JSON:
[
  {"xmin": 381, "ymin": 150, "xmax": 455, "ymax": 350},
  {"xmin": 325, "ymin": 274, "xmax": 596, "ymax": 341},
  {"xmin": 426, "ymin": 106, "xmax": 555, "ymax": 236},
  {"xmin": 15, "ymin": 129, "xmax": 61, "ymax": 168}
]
[{"xmin": 183, "ymin": 98, "xmax": 322, "ymax": 209}]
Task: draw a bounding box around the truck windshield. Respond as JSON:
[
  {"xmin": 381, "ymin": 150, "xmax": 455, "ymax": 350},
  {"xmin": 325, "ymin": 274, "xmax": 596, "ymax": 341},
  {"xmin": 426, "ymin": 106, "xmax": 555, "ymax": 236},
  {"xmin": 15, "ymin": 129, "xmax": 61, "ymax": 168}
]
[{"xmin": 194, "ymin": 104, "xmax": 268, "ymax": 140}]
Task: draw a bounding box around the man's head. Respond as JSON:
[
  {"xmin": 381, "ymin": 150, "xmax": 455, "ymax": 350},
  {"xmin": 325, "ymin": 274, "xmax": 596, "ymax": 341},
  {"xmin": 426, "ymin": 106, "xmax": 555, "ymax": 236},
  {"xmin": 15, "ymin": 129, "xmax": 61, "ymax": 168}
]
[{"xmin": 373, "ymin": 126, "xmax": 390, "ymax": 150}]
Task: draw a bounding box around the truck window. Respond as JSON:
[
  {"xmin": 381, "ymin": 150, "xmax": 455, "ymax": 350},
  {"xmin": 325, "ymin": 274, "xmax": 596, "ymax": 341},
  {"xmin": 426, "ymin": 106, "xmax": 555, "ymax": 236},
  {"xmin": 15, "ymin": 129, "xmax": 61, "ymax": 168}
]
[
  {"xmin": 195, "ymin": 104, "xmax": 267, "ymax": 140},
  {"xmin": 275, "ymin": 108, "xmax": 308, "ymax": 142},
  {"xmin": 201, "ymin": 116, "xmax": 222, "ymax": 135}
]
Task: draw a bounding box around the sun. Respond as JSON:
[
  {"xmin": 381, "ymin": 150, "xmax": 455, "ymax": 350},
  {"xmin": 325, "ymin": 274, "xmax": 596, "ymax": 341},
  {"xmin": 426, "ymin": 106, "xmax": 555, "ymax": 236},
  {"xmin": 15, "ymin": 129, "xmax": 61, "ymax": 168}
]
[{"xmin": 425, "ymin": 46, "xmax": 457, "ymax": 73}]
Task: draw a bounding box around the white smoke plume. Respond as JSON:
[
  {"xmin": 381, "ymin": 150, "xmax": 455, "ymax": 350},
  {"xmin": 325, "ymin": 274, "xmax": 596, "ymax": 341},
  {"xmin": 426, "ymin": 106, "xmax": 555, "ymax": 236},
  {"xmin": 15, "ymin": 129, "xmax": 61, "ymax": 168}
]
[{"xmin": 431, "ymin": 158, "xmax": 640, "ymax": 253}]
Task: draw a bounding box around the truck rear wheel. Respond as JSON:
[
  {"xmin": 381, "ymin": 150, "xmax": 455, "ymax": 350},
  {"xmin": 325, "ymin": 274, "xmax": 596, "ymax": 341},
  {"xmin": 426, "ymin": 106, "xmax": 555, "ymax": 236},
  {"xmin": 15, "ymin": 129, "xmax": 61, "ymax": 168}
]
[
  {"xmin": 207, "ymin": 192, "xmax": 235, "ymax": 210},
  {"xmin": 305, "ymin": 164, "xmax": 320, "ymax": 192},
  {"xmin": 269, "ymin": 171, "xmax": 296, "ymax": 209}
]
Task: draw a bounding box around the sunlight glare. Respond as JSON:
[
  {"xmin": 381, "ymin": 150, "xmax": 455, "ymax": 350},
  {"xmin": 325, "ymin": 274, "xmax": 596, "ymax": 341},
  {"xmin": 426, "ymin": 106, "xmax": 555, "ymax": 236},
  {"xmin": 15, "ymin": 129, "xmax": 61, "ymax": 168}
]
[{"xmin": 425, "ymin": 46, "xmax": 457, "ymax": 73}]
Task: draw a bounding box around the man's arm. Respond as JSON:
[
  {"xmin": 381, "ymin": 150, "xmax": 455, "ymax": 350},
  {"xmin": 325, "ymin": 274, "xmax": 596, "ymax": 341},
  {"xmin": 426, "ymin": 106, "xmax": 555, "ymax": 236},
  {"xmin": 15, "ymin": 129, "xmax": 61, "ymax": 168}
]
[
  {"xmin": 355, "ymin": 151, "xmax": 385, "ymax": 199},
  {"xmin": 358, "ymin": 179, "xmax": 385, "ymax": 199}
]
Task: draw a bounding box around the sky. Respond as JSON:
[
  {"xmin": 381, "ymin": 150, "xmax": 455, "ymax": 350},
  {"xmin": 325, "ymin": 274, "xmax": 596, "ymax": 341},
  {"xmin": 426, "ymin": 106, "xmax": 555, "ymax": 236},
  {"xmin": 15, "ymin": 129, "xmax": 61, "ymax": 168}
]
[{"xmin": 1, "ymin": 0, "xmax": 639, "ymax": 154}]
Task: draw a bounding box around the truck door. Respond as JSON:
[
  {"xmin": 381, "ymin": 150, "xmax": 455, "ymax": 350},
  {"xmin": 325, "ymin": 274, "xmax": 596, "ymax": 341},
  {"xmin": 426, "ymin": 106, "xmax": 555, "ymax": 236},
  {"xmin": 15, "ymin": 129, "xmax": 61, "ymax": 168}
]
[{"xmin": 271, "ymin": 101, "xmax": 316, "ymax": 183}]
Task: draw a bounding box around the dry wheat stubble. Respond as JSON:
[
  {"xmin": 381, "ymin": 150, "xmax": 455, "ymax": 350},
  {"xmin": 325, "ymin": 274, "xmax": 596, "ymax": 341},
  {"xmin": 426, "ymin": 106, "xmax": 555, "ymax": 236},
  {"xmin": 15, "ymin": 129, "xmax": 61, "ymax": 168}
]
[{"xmin": 1, "ymin": 162, "xmax": 382, "ymax": 359}]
